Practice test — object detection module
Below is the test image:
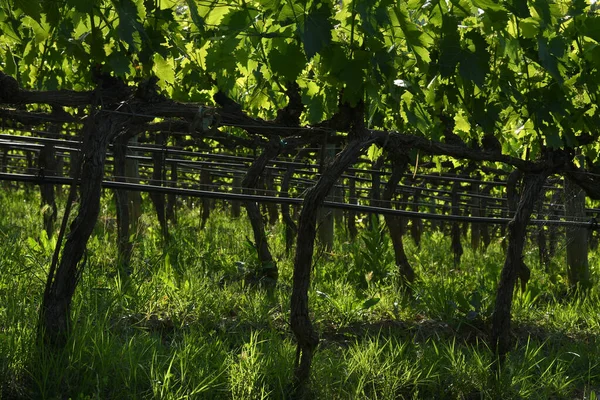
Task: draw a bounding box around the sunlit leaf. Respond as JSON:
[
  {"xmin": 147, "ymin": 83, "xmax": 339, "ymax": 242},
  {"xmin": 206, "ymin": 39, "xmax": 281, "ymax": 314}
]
[
  {"xmin": 4, "ymin": 48, "xmax": 16, "ymax": 76},
  {"xmin": 153, "ymin": 53, "xmax": 174, "ymax": 85},
  {"xmin": 185, "ymin": 0, "xmax": 205, "ymax": 32},
  {"xmin": 367, "ymin": 144, "xmax": 383, "ymax": 162},
  {"xmin": 113, "ymin": 0, "xmax": 145, "ymax": 50}
]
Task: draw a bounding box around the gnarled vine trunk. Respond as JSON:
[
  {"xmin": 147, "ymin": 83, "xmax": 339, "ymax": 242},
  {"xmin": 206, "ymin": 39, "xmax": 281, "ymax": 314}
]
[
  {"xmin": 149, "ymin": 133, "xmax": 169, "ymax": 240},
  {"xmin": 491, "ymin": 171, "xmax": 549, "ymax": 359},
  {"xmin": 242, "ymin": 141, "xmax": 280, "ymax": 281},
  {"xmin": 113, "ymin": 133, "xmax": 134, "ymax": 270},
  {"xmin": 382, "ymin": 151, "xmax": 414, "ymax": 284},
  {"xmin": 564, "ymin": 176, "xmax": 590, "ymax": 290},
  {"xmin": 410, "ymin": 186, "xmax": 423, "ymax": 247},
  {"xmin": 291, "ymin": 138, "xmax": 368, "ymax": 397},
  {"xmin": 199, "ymin": 168, "xmax": 211, "ymax": 229},
  {"xmin": 346, "ymin": 169, "xmax": 358, "ymax": 240},
  {"xmin": 281, "ymin": 149, "xmax": 310, "ymax": 255},
  {"xmin": 470, "ymin": 179, "xmax": 481, "ymax": 251},
  {"xmin": 317, "ymin": 142, "xmax": 336, "ymax": 250},
  {"xmin": 451, "ymin": 181, "xmax": 463, "ymax": 268},
  {"xmin": 38, "ymin": 144, "xmax": 57, "ymax": 237},
  {"xmin": 41, "ymin": 110, "xmax": 125, "ymax": 346}
]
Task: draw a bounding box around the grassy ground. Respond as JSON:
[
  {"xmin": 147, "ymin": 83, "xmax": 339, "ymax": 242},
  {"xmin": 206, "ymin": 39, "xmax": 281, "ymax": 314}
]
[{"xmin": 1, "ymin": 188, "xmax": 600, "ymax": 399}]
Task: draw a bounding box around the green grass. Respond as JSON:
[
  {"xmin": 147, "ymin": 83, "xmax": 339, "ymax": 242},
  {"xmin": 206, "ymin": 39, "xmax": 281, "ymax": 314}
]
[{"xmin": 2, "ymin": 189, "xmax": 600, "ymax": 399}]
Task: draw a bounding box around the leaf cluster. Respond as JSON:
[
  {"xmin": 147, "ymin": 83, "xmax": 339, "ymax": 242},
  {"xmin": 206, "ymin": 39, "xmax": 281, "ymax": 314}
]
[{"xmin": 2, "ymin": 0, "xmax": 600, "ymax": 159}]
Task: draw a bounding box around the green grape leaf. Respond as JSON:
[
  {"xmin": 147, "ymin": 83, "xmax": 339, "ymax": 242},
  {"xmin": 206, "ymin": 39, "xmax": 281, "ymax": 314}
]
[
  {"xmin": 506, "ymin": 0, "xmax": 530, "ymax": 18},
  {"xmin": 278, "ymin": 2, "xmax": 304, "ymax": 24},
  {"xmin": 199, "ymin": 3, "xmax": 230, "ymax": 25},
  {"xmin": 458, "ymin": 31, "xmax": 489, "ymax": 87},
  {"xmin": 424, "ymin": 0, "xmax": 447, "ymax": 27},
  {"xmin": 205, "ymin": 36, "xmax": 240, "ymax": 74},
  {"xmin": 367, "ymin": 144, "xmax": 383, "ymax": 162},
  {"xmin": 544, "ymin": 128, "xmax": 562, "ymax": 149},
  {"xmin": 42, "ymin": 0, "xmax": 61, "ymax": 26},
  {"xmin": 472, "ymin": 0, "xmax": 506, "ymax": 12},
  {"xmin": 584, "ymin": 43, "xmax": 600, "ymax": 68},
  {"xmin": 14, "ymin": 0, "xmax": 41, "ymax": 22},
  {"xmin": 113, "ymin": 0, "xmax": 144, "ymax": 50},
  {"xmin": 569, "ymin": 0, "xmax": 588, "ymax": 16},
  {"xmin": 519, "ymin": 18, "xmax": 540, "ymax": 39},
  {"xmin": 395, "ymin": 5, "xmax": 431, "ymax": 69},
  {"xmin": 67, "ymin": 0, "xmax": 93, "ymax": 13},
  {"xmin": 402, "ymin": 92, "xmax": 431, "ymax": 134},
  {"xmin": 531, "ymin": 0, "xmax": 556, "ymax": 28},
  {"xmin": 340, "ymin": 56, "xmax": 365, "ymax": 106},
  {"xmin": 563, "ymin": 129, "xmax": 577, "ymax": 148},
  {"xmin": 153, "ymin": 54, "xmax": 174, "ymax": 85},
  {"xmin": 548, "ymin": 36, "xmax": 565, "ymax": 59},
  {"xmin": 472, "ymin": 101, "xmax": 499, "ymax": 134},
  {"xmin": 503, "ymin": 37, "xmax": 519, "ymax": 63},
  {"xmin": 439, "ymin": 15, "xmax": 461, "ymax": 77},
  {"xmin": 454, "ymin": 111, "xmax": 470, "ymax": 134},
  {"xmin": 45, "ymin": 74, "xmax": 59, "ymax": 90},
  {"xmin": 205, "ymin": 36, "xmax": 241, "ymax": 91},
  {"xmin": 538, "ymin": 36, "xmax": 564, "ymax": 84},
  {"xmin": 268, "ymin": 42, "xmax": 306, "ymax": 81},
  {"xmin": 108, "ymin": 52, "xmax": 131, "ymax": 76},
  {"xmin": 185, "ymin": 0, "xmax": 205, "ymax": 32},
  {"xmin": 298, "ymin": 4, "xmax": 333, "ymax": 59},
  {"xmin": 4, "ymin": 48, "xmax": 16, "ymax": 76},
  {"xmin": 302, "ymin": 88, "xmax": 325, "ymax": 124},
  {"xmin": 579, "ymin": 16, "xmax": 600, "ymax": 42},
  {"xmin": 222, "ymin": 9, "xmax": 251, "ymax": 32}
]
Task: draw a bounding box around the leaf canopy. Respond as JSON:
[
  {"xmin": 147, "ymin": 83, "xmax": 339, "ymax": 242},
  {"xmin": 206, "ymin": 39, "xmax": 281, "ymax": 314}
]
[{"xmin": 1, "ymin": 0, "xmax": 599, "ymax": 162}]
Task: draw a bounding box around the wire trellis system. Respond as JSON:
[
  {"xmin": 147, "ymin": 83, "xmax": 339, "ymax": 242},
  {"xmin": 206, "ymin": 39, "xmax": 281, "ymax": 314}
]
[{"xmin": 1, "ymin": 172, "xmax": 596, "ymax": 229}]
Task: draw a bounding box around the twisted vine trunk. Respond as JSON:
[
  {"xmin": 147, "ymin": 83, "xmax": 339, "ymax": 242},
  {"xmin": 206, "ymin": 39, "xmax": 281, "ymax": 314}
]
[
  {"xmin": 281, "ymin": 149, "xmax": 310, "ymax": 254},
  {"xmin": 470, "ymin": 179, "xmax": 481, "ymax": 251},
  {"xmin": 113, "ymin": 133, "xmax": 134, "ymax": 270},
  {"xmin": 242, "ymin": 142, "xmax": 280, "ymax": 281},
  {"xmin": 369, "ymin": 157, "xmax": 384, "ymax": 228},
  {"xmin": 166, "ymin": 159, "xmax": 178, "ymax": 225},
  {"xmin": 480, "ymin": 184, "xmax": 493, "ymax": 251},
  {"xmin": 347, "ymin": 169, "xmax": 358, "ymax": 240},
  {"xmin": 265, "ymin": 168, "xmax": 279, "ymax": 225},
  {"xmin": 231, "ymin": 174, "xmax": 242, "ymax": 218},
  {"xmin": 382, "ymin": 152, "xmax": 414, "ymax": 284},
  {"xmin": 410, "ymin": 186, "xmax": 423, "ymax": 247},
  {"xmin": 491, "ymin": 171, "xmax": 549, "ymax": 359},
  {"xmin": 317, "ymin": 142, "xmax": 336, "ymax": 250},
  {"xmin": 451, "ymin": 181, "xmax": 463, "ymax": 268},
  {"xmin": 535, "ymin": 193, "xmax": 548, "ymax": 269},
  {"xmin": 565, "ymin": 176, "xmax": 590, "ymax": 290},
  {"xmin": 149, "ymin": 133, "xmax": 169, "ymax": 239},
  {"xmin": 41, "ymin": 110, "xmax": 124, "ymax": 346},
  {"xmin": 291, "ymin": 138, "xmax": 367, "ymax": 397},
  {"xmin": 38, "ymin": 144, "xmax": 57, "ymax": 237}
]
